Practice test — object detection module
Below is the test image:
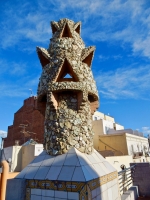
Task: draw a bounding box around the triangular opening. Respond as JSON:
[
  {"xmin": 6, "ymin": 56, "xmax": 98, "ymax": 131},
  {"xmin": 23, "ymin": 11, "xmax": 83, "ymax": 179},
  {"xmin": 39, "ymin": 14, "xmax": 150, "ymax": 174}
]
[
  {"xmin": 51, "ymin": 22, "xmax": 58, "ymax": 34},
  {"xmin": 61, "ymin": 23, "xmax": 73, "ymax": 38},
  {"xmin": 56, "ymin": 59, "xmax": 78, "ymax": 82},
  {"xmin": 74, "ymin": 22, "xmax": 81, "ymax": 35},
  {"xmin": 82, "ymin": 51, "xmax": 94, "ymax": 68},
  {"xmin": 37, "ymin": 51, "xmax": 50, "ymax": 68},
  {"xmin": 64, "ymin": 73, "xmax": 72, "ymax": 78}
]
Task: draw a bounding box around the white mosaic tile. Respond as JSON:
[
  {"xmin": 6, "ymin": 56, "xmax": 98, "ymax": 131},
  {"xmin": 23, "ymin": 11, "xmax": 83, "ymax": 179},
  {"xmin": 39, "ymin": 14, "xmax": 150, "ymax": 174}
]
[
  {"xmin": 52, "ymin": 154, "xmax": 67, "ymax": 166},
  {"xmin": 107, "ymin": 187, "xmax": 113, "ymax": 200},
  {"xmin": 85, "ymin": 153, "xmax": 98, "ymax": 164},
  {"xmin": 81, "ymin": 165, "xmax": 94, "ymax": 181},
  {"xmin": 103, "ymin": 161, "xmax": 116, "ymax": 173},
  {"xmin": 100, "ymin": 183, "xmax": 107, "ymax": 193},
  {"xmin": 57, "ymin": 166, "xmax": 75, "ymax": 181},
  {"xmin": 75, "ymin": 160, "xmax": 81, "ymax": 166},
  {"xmin": 94, "ymin": 150, "xmax": 105, "ymax": 162},
  {"xmin": 78, "ymin": 154, "xmax": 91, "ymax": 165},
  {"xmin": 68, "ymin": 192, "xmax": 79, "ymax": 200},
  {"xmin": 45, "ymin": 166, "xmax": 62, "ymax": 180},
  {"xmin": 34, "ymin": 166, "xmax": 50, "ymax": 179},
  {"xmin": 42, "ymin": 197, "xmax": 54, "ymax": 200},
  {"xmin": 99, "ymin": 162, "xmax": 110, "ymax": 174},
  {"xmin": 112, "ymin": 184, "xmax": 119, "ymax": 200},
  {"xmin": 17, "ymin": 147, "xmax": 119, "ymax": 187},
  {"xmin": 101, "ymin": 189, "xmax": 108, "ymax": 200},
  {"xmin": 95, "ymin": 194, "xmax": 102, "ymax": 200},
  {"xmin": 55, "ymin": 191, "xmax": 68, "ymax": 198},
  {"xmin": 71, "ymin": 166, "xmax": 85, "ymax": 182},
  {"xmin": 96, "ymin": 187, "xmax": 101, "ymax": 197},
  {"xmin": 107, "ymin": 180, "xmax": 113, "ymax": 189},
  {"xmin": 24, "ymin": 167, "xmax": 39, "ymax": 179},
  {"xmin": 31, "ymin": 189, "xmax": 42, "ymax": 195},
  {"xmin": 92, "ymin": 152, "xmax": 103, "ymax": 163},
  {"xmin": 82, "ymin": 164, "xmax": 98, "ymax": 180},
  {"xmin": 42, "ymin": 189, "xmax": 54, "ymax": 197},
  {"xmin": 92, "ymin": 188, "xmax": 97, "ymax": 198},
  {"xmin": 16, "ymin": 166, "xmax": 30, "ymax": 178},
  {"xmin": 112, "ymin": 178, "xmax": 118, "ymax": 186},
  {"xmin": 92, "ymin": 163, "xmax": 106, "ymax": 177},
  {"xmin": 64, "ymin": 153, "xmax": 78, "ymax": 166},
  {"xmin": 31, "ymin": 194, "xmax": 41, "ymax": 200},
  {"xmin": 29, "ymin": 155, "xmax": 46, "ymax": 167},
  {"xmin": 41, "ymin": 155, "xmax": 55, "ymax": 166}
]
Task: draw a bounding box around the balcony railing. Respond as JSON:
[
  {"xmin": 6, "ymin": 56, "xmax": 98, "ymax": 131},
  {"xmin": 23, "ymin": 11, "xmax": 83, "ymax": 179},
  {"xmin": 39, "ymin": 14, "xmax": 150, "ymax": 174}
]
[{"xmin": 118, "ymin": 164, "xmax": 136, "ymax": 195}]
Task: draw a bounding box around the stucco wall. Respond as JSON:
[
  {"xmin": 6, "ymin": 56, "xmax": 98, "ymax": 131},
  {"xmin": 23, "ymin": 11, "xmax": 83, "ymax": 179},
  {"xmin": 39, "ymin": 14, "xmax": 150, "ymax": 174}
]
[
  {"xmin": 126, "ymin": 133, "xmax": 149, "ymax": 156},
  {"xmin": 92, "ymin": 111, "xmax": 104, "ymax": 120},
  {"xmin": 22, "ymin": 144, "xmax": 43, "ymax": 169},
  {"xmin": 93, "ymin": 120, "xmax": 104, "ymax": 150},
  {"xmin": 22, "ymin": 145, "xmax": 35, "ymax": 169},
  {"xmin": 105, "ymin": 155, "xmax": 133, "ymax": 172},
  {"xmin": 2, "ymin": 146, "xmax": 22, "ymax": 172},
  {"xmin": 98, "ymin": 134, "xmax": 128, "ymax": 155}
]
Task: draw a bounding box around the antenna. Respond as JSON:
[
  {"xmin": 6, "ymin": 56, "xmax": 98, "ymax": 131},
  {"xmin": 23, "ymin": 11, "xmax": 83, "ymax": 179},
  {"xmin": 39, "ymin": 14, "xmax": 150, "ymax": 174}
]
[{"xmin": 29, "ymin": 89, "xmax": 33, "ymax": 97}]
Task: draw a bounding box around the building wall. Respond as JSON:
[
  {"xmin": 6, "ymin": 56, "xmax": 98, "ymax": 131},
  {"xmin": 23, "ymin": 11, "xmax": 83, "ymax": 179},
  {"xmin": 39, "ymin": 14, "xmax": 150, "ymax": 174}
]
[
  {"xmin": 96, "ymin": 133, "xmax": 149, "ymax": 158},
  {"xmin": 2, "ymin": 146, "xmax": 22, "ymax": 172},
  {"xmin": 92, "ymin": 120, "xmax": 104, "ymax": 150},
  {"xmin": 105, "ymin": 155, "xmax": 133, "ymax": 172},
  {"xmin": 22, "ymin": 145, "xmax": 35, "ymax": 170},
  {"xmin": 102, "ymin": 119, "xmax": 115, "ymax": 134},
  {"xmin": 98, "ymin": 134, "xmax": 128, "ymax": 156},
  {"xmin": 114, "ymin": 123, "xmax": 124, "ymax": 130},
  {"xmin": 4, "ymin": 96, "xmax": 45, "ymax": 147},
  {"xmin": 126, "ymin": 133, "xmax": 149, "ymax": 156},
  {"xmin": 92, "ymin": 111, "xmax": 104, "ymax": 120},
  {"xmin": 22, "ymin": 144, "xmax": 43, "ymax": 169}
]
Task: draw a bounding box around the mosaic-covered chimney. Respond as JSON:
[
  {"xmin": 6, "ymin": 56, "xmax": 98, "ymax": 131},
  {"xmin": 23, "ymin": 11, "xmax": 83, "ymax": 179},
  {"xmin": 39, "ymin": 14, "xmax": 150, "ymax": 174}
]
[{"xmin": 37, "ymin": 18, "xmax": 99, "ymax": 155}]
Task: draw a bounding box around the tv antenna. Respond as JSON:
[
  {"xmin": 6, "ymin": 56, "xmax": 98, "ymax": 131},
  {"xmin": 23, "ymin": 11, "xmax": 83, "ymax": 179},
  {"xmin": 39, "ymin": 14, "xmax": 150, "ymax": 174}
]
[{"xmin": 29, "ymin": 89, "xmax": 33, "ymax": 97}]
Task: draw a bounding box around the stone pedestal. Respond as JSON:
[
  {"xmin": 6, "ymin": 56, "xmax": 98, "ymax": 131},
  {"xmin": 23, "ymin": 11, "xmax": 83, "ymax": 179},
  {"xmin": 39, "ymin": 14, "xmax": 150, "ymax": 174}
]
[{"xmin": 15, "ymin": 148, "xmax": 120, "ymax": 200}]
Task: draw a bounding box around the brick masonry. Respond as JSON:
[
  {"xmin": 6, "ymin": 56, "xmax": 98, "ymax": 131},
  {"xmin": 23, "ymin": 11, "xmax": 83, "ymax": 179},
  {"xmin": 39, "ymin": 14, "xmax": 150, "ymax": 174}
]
[{"xmin": 4, "ymin": 96, "xmax": 45, "ymax": 147}]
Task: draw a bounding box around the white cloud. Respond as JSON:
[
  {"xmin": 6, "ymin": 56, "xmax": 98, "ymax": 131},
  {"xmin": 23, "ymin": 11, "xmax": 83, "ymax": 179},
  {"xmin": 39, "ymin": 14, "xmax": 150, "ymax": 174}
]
[
  {"xmin": 96, "ymin": 65, "xmax": 150, "ymax": 99},
  {"xmin": 99, "ymin": 54, "xmax": 122, "ymax": 60},
  {"xmin": 141, "ymin": 127, "xmax": 150, "ymax": 136},
  {"xmin": 0, "ymin": 60, "xmax": 27, "ymax": 76},
  {"xmin": 0, "ymin": 130, "xmax": 7, "ymax": 138}
]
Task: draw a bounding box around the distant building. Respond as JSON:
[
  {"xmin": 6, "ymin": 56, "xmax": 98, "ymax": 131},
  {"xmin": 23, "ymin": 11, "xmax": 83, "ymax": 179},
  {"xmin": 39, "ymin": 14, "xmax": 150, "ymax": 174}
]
[
  {"xmin": 92, "ymin": 111, "xmax": 124, "ymax": 135},
  {"xmin": 92, "ymin": 111, "xmax": 149, "ymax": 159},
  {"xmin": 96, "ymin": 132, "xmax": 149, "ymax": 158},
  {"xmin": 4, "ymin": 96, "xmax": 45, "ymax": 147}
]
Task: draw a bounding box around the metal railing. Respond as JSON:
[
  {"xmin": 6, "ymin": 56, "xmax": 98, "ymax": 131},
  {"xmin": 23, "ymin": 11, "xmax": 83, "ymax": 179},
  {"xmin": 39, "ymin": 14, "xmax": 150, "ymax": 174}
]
[{"xmin": 118, "ymin": 164, "xmax": 136, "ymax": 195}]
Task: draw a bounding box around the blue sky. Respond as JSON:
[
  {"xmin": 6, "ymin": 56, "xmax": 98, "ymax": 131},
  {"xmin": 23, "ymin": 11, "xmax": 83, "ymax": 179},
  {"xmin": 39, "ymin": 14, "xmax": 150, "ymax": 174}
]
[{"xmin": 0, "ymin": 0, "xmax": 150, "ymax": 138}]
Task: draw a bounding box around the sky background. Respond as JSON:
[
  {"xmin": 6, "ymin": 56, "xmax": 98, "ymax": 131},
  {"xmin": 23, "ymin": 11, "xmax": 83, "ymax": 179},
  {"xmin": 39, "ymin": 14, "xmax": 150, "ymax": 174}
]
[{"xmin": 0, "ymin": 0, "xmax": 150, "ymax": 139}]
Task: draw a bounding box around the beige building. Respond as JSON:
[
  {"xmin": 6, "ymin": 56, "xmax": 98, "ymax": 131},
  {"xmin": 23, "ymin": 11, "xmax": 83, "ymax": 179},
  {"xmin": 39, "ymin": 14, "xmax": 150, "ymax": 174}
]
[
  {"xmin": 92, "ymin": 111, "xmax": 149, "ymax": 165},
  {"xmin": 94, "ymin": 132, "xmax": 149, "ymax": 157},
  {"xmin": 92, "ymin": 111, "xmax": 124, "ymax": 134},
  {"xmin": 2, "ymin": 142, "xmax": 43, "ymax": 172},
  {"xmin": 92, "ymin": 111, "xmax": 124, "ymax": 149}
]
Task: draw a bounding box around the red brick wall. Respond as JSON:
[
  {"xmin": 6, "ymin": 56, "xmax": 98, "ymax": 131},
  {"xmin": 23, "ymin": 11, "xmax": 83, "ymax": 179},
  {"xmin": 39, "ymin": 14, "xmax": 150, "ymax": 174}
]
[{"xmin": 4, "ymin": 96, "xmax": 45, "ymax": 147}]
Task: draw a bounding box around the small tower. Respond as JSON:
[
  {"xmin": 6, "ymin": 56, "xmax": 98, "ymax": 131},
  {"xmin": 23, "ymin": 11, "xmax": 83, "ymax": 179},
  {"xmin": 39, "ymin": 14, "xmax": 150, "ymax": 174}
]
[{"xmin": 36, "ymin": 18, "xmax": 99, "ymax": 155}]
